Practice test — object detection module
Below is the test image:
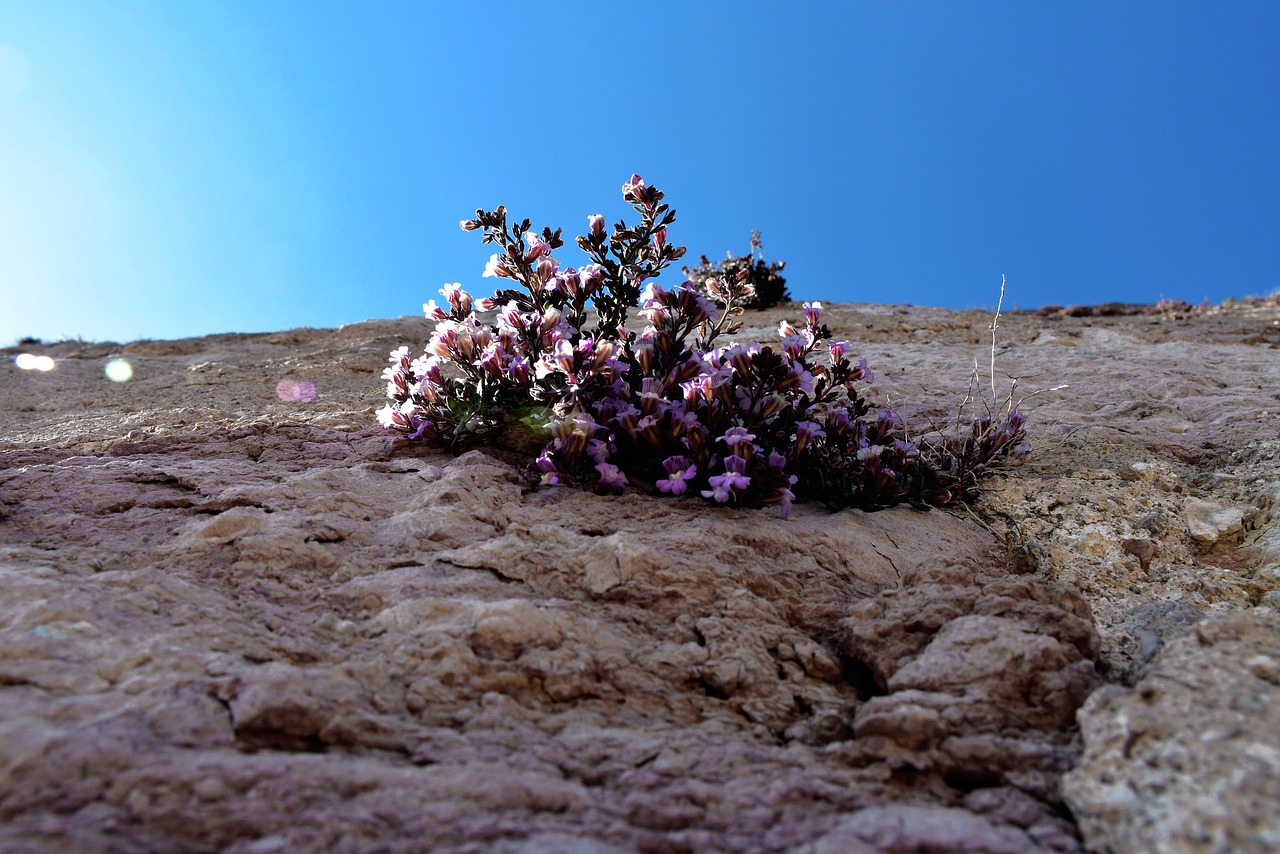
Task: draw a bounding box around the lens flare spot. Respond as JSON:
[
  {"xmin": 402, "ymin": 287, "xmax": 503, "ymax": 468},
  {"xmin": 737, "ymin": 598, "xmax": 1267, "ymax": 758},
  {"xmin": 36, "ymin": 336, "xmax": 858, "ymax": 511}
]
[
  {"xmin": 104, "ymin": 359, "xmax": 134, "ymax": 383},
  {"xmin": 15, "ymin": 353, "xmax": 55, "ymax": 372},
  {"xmin": 276, "ymin": 378, "xmax": 318, "ymax": 402}
]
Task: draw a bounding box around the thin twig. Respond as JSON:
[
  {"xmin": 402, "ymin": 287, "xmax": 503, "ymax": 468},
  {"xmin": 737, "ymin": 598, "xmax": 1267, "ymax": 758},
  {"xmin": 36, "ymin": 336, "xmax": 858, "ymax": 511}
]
[{"xmin": 990, "ymin": 274, "xmax": 1006, "ymax": 399}]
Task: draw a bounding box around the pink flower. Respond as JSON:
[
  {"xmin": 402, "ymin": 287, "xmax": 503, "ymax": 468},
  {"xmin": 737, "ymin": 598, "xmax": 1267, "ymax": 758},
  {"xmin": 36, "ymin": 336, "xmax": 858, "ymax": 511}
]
[
  {"xmin": 507, "ymin": 354, "xmax": 531, "ymax": 387},
  {"xmin": 622, "ymin": 174, "xmax": 645, "ymax": 202},
  {"xmin": 523, "ymin": 230, "xmax": 551, "ymax": 262},
  {"xmin": 483, "ymin": 254, "xmax": 513, "ymax": 279},
  {"xmin": 441, "ymin": 282, "xmax": 472, "ymax": 315},
  {"xmin": 479, "ymin": 343, "xmax": 504, "ymax": 377},
  {"xmin": 578, "ymin": 264, "xmax": 605, "ymax": 297},
  {"xmin": 803, "ymin": 301, "xmax": 823, "ymax": 327},
  {"xmin": 387, "ymin": 345, "xmax": 411, "ymax": 367}
]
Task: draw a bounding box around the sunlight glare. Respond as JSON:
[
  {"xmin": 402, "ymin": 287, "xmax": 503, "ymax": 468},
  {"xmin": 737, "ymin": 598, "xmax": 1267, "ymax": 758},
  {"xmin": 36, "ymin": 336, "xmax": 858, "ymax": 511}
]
[
  {"xmin": 276, "ymin": 378, "xmax": 318, "ymax": 402},
  {"xmin": 104, "ymin": 359, "xmax": 134, "ymax": 382},
  {"xmin": 15, "ymin": 353, "xmax": 55, "ymax": 372}
]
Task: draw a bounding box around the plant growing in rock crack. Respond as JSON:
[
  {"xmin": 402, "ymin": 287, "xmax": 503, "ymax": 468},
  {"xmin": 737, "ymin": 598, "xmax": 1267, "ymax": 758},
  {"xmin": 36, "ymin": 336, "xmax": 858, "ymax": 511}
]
[
  {"xmin": 683, "ymin": 230, "xmax": 790, "ymax": 310},
  {"xmin": 378, "ymin": 174, "xmax": 1030, "ymax": 516}
]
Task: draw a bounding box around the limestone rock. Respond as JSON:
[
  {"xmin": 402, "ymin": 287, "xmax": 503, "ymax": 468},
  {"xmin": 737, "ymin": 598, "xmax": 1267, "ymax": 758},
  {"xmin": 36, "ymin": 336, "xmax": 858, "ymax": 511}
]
[
  {"xmin": 1064, "ymin": 612, "xmax": 1280, "ymax": 854},
  {"xmin": 840, "ymin": 560, "xmax": 1100, "ymax": 802},
  {"xmin": 1184, "ymin": 497, "xmax": 1246, "ymax": 544},
  {"xmin": 3, "ymin": 299, "xmax": 1279, "ymax": 850}
]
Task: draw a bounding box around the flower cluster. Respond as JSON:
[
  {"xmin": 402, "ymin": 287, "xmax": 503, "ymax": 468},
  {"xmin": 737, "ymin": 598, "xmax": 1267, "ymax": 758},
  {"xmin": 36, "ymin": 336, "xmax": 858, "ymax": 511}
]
[
  {"xmin": 683, "ymin": 230, "xmax": 790, "ymax": 310},
  {"xmin": 379, "ymin": 175, "xmax": 1029, "ymax": 516}
]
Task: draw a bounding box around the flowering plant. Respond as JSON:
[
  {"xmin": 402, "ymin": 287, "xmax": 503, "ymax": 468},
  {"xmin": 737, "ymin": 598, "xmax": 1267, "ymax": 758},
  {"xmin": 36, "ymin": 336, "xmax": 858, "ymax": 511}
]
[
  {"xmin": 379, "ymin": 175, "xmax": 1028, "ymax": 516},
  {"xmin": 683, "ymin": 230, "xmax": 790, "ymax": 310}
]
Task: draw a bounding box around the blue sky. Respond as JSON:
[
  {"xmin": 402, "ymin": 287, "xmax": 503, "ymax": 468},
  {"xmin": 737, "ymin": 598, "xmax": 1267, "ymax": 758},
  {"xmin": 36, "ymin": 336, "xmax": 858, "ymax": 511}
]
[{"xmin": 2, "ymin": 1, "xmax": 1278, "ymax": 345}]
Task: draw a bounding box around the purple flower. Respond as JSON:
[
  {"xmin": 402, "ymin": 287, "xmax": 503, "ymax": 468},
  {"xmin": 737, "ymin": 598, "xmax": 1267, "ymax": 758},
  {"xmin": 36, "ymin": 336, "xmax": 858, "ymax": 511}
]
[
  {"xmin": 781, "ymin": 334, "xmax": 808, "ymax": 360},
  {"xmin": 535, "ymin": 451, "xmax": 560, "ymax": 485},
  {"xmin": 595, "ymin": 462, "xmax": 628, "ymax": 491},
  {"xmin": 702, "ymin": 459, "xmax": 751, "ymax": 503},
  {"xmin": 588, "ymin": 214, "xmax": 606, "ymax": 237},
  {"xmin": 793, "ymin": 420, "xmax": 826, "ymax": 454},
  {"xmin": 587, "ymin": 438, "xmax": 611, "ymax": 465},
  {"xmin": 657, "ymin": 456, "xmax": 697, "ymax": 495},
  {"xmin": 718, "ymin": 427, "xmax": 757, "ymax": 447},
  {"xmin": 407, "ymin": 419, "xmax": 436, "ymax": 441},
  {"xmin": 893, "ymin": 439, "xmax": 919, "ymax": 458},
  {"xmin": 724, "ymin": 343, "xmax": 756, "ymax": 379}
]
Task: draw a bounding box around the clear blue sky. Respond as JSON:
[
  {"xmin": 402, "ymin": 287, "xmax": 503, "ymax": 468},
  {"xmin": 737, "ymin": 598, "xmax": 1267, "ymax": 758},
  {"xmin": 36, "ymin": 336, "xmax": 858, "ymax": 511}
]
[{"xmin": 2, "ymin": 1, "xmax": 1278, "ymax": 345}]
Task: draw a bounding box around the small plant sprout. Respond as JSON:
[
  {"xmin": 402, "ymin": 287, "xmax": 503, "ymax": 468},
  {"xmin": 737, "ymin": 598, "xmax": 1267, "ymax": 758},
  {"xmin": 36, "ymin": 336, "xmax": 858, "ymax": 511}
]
[{"xmin": 379, "ymin": 176, "xmax": 1031, "ymax": 516}]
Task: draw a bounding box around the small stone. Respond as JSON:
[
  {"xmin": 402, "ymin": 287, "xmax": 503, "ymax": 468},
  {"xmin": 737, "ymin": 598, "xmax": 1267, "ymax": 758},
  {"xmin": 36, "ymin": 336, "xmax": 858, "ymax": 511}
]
[
  {"xmin": 1184, "ymin": 498, "xmax": 1245, "ymax": 544},
  {"xmin": 1121, "ymin": 538, "xmax": 1158, "ymax": 572},
  {"xmin": 1134, "ymin": 511, "xmax": 1168, "ymax": 534}
]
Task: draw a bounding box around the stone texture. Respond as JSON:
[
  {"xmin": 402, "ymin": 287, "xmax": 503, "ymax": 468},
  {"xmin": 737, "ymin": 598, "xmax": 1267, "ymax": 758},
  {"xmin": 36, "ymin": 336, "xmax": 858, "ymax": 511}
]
[
  {"xmin": 2, "ymin": 298, "xmax": 1279, "ymax": 851},
  {"xmin": 1184, "ymin": 497, "xmax": 1247, "ymax": 545},
  {"xmin": 1063, "ymin": 612, "xmax": 1280, "ymax": 854},
  {"xmin": 839, "ymin": 560, "xmax": 1100, "ymax": 802}
]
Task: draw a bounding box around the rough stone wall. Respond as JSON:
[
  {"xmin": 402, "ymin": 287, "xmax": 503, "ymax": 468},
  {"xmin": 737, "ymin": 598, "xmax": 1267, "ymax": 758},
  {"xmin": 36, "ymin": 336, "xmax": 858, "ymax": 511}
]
[{"xmin": 2, "ymin": 300, "xmax": 1278, "ymax": 852}]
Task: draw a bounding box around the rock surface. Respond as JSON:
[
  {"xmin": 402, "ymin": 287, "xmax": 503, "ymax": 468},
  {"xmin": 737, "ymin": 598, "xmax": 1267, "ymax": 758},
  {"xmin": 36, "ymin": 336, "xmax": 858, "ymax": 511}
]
[
  {"xmin": 1063, "ymin": 612, "xmax": 1280, "ymax": 854},
  {"xmin": 2, "ymin": 299, "xmax": 1278, "ymax": 852}
]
